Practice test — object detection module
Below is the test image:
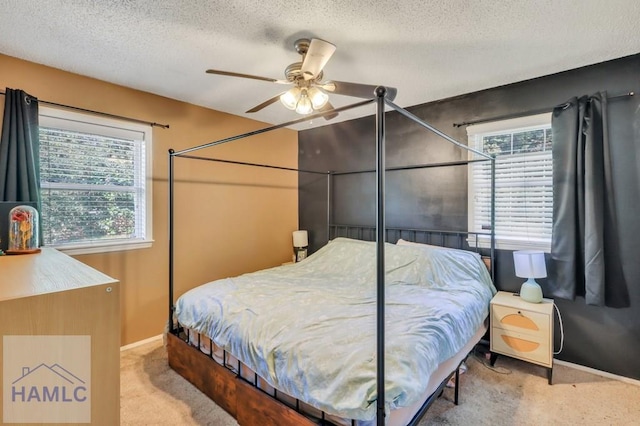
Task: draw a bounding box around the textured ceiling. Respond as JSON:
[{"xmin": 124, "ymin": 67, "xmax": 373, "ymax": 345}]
[{"xmin": 1, "ymin": 0, "xmax": 639, "ymax": 130}]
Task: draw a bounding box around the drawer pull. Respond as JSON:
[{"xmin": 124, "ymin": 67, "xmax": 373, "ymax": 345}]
[{"xmin": 501, "ymin": 313, "xmax": 539, "ymax": 331}]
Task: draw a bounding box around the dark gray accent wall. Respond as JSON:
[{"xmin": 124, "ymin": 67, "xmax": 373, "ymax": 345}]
[{"xmin": 298, "ymin": 54, "xmax": 640, "ymax": 380}]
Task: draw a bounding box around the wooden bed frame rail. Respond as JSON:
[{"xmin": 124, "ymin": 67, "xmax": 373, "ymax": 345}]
[
  {"xmin": 168, "ymin": 331, "xmax": 333, "ymax": 426},
  {"xmin": 167, "ymin": 329, "xmax": 464, "ymax": 426}
]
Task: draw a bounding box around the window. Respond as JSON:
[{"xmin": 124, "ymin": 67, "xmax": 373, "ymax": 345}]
[
  {"xmin": 39, "ymin": 107, "xmax": 152, "ymax": 255},
  {"xmin": 467, "ymin": 113, "xmax": 552, "ymax": 252}
]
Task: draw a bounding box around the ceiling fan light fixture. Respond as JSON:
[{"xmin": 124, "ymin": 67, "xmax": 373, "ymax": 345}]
[
  {"xmin": 308, "ymin": 86, "xmax": 329, "ymax": 109},
  {"xmin": 295, "ymin": 89, "xmax": 313, "ymax": 115},
  {"xmin": 280, "ymin": 87, "xmax": 301, "ymax": 110}
]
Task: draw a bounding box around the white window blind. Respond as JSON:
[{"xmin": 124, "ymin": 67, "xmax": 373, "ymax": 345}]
[
  {"xmin": 39, "ymin": 107, "xmax": 152, "ymax": 254},
  {"xmin": 467, "ymin": 113, "xmax": 552, "ymax": 252}
]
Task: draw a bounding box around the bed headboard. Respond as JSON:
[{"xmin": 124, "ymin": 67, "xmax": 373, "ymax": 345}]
[
  {"xmin": 329, "ymin": 224, "xmax": 493, "ymax": 273},
  {"xmin": 329, "ymin": 224, "xmax": 486, "ymax": 249}
]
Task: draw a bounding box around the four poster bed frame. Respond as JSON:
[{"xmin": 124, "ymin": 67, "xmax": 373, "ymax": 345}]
[{"xmin": 167, "ymin": 87, "xmax": 496, "ymax": 426}]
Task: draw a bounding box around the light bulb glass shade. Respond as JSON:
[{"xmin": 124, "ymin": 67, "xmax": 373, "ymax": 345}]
[
  {"xmin": 308, "ymin": 86, "xmax": 329, "ymax": 109},
  {"xmin": 295, "ymin": 90, "xmax": 313, "ymax": 115},
  {"xmin": 280, "ymin": 87, "xmax": 300, "ymax": 110},
  {"xmin": 292, "ymin": 230, "xmax": 308, "ymax": 248},
  {"xmin": 513, "ymin": 250, "xmax": 547, "ymax": 278}
]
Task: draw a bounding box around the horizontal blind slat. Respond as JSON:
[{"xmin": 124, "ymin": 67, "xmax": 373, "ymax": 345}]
[
  {"xmin": 39, "ymin": 121, "xmax": 147, "ymax": 246},
  {"xmin": 470, "ymin": 122, "xmax": 553, "ymax": 242}
]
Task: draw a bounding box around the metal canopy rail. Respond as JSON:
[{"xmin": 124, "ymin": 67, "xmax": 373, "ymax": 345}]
[
  {"xmin": 167, "ymin": 88, "xmax": 496, "ymax": 426},
  {"xmin": 172, "ymin": 99, "xmax": 373, "ymax": 156},
  {"xmin": 176, "ymin": 154, "xmax": 328, "ymax": 175},
  {"xmin": 331, "ymin": 158, "xmax": 490, "ymax": 176}
]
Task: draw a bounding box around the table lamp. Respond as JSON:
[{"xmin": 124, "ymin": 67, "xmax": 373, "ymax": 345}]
[
  {"xmin": 513, "ymin": 250, "xmax": 546, "ymax": 303},
  {"xmin": 293, "ymin": 230, "xmax": 308, "ymax": 262}
]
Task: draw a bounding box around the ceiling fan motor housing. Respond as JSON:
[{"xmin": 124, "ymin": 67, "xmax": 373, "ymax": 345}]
[
  {"xmin": 285, "ymin": 62, "xmax": 322, "ymax": 84},
  {"xmin": 294, "ymin": 38, "xmax": 310, "ymax": 55}
]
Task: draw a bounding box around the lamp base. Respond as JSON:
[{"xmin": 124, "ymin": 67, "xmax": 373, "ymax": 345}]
[
  {"xmin": 520, "ymin": 279, "xmax": 543, "ymax": 303},
  {"xmin": 294, "ymin": 246, "xmax": 308, "ymax": 262}
]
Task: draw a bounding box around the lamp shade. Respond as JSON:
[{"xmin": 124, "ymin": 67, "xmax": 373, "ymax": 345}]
[
  {"xmin": 308, "ymin": 86, "xmax": 329, "ymax": 109},
  {"xmin": 295, "ymin": 90, "xmax": 313, "ymax": 115},
  {"xmin": 280, "ymin": 87, "xmax": 300, "ymax": 110},
  {"xmin": 513, "ymin": 250, "xmax": 546, "ymax": 303},
  {"xmin": 513, "ymin": 250, "xmax": 547, "ymax": 279},
  {"xmin": 292, "ymin": 230, "xmax": 308, "ymax": 248}
]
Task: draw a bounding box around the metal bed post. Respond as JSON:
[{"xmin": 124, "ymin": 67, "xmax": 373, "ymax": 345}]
[
  {"xmin": 327, "ymin": 171, "xmax": 332, "ymax": 242},
  {"xmin": 375, "ymin": 86, "xmax": 387, "ymax": 426},
  {"xmin": 168, "ymin": 149, "xmax": 175, "ymax": 333},
  {"xmin": 490, "ymin": 155, "xmax": 496, "ymax": 282}
]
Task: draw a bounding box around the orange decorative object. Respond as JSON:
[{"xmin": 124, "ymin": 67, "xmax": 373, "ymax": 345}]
[
  {"xmin": 501, "ymin": 335, "xmax": 540, "ymax": 353},
  {"xmin": 501, "ymin": 313, "xmax": 539, "ymax": 331},
  {"xmin": 7, "ymin": 205, "xmax": 40, "ymax": 254}
]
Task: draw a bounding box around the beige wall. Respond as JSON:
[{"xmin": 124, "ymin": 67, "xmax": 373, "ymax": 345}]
[{"xmin": 0, "ymin": 54, "xmax": 299, "ymax": 345}]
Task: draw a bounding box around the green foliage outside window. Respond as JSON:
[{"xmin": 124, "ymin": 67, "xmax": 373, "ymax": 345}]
[
  {"xmin": 482, "ymin": 128, "xmax": 550, "ymax": 155},
  {"xmin": 39, "ymin": 128, "xmax": 138, "ymax": 245}
]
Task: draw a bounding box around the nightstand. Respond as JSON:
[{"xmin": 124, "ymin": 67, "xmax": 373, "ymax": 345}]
[{"xmin": 490, "ymin": 291, "xmax": 554, "ymax": 384}]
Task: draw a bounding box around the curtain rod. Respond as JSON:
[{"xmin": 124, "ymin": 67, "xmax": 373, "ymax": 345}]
[
  {"xmin": 0, "ymin": 89, "xmax": 170, "ymax": 129},
  {"xmin": 453, "ymin": 91, "xmax": 635, "ymax": 128}
]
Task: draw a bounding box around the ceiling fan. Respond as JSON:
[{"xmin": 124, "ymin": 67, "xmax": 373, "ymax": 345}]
[{"xmin": 206, "ymin": 37, "xmax": 397, "ymax": 120}]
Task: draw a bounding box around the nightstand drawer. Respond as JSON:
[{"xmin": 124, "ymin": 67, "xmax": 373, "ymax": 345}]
[
  {"xmin": 491, "ymin": 304, "xmax": 550, "ymax": 337},
  {"xmin": 491, "ymin": 328, "xmax": 552, "ymax": 367}
]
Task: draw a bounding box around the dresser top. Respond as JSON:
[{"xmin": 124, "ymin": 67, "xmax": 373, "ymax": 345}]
[{"xmin": 0, "ymin": 248, "xmax": 117, "ymax": 302}]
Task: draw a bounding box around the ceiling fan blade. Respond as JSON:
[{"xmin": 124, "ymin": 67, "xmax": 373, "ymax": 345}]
[
  {"xmin": 318, "ymin": 102, "xmax": 339, "ymax": 121},
  {"xmin": 206, "ymin": 69, "xmax": 289, "ymax": 84},
  {"xmin": 301, "ymin": 38, "xmax": 336, "ymax": 81},
  {"xmin": 245, "ymin": 93, "xmax": 285, "ymax": 113},
  {"xmin": 322, "ymin": 80, "xmax": 397, "ymax": 101}
]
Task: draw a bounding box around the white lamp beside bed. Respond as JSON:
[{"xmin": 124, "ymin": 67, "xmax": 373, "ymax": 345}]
[
  {"xmin": 293, "ymin": 230, "xmax": 308, "ymax": 262},
  {"xmin": 513, "ymin": 250, "xmax": 546, "ymax": 303}
]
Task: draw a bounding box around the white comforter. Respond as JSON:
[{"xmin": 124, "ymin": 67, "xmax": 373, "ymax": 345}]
[{"xmin": 175, "ymin": 237, "xmax": 496, "ymax": 421}]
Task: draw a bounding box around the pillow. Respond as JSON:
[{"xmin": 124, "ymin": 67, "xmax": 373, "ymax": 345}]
[
  {"xmin": 396, "ymin": 238, "xmax": 450, "ymax": 250},
  {"xmin": 397, "ymin": 238, "xmax": 490, "ymax": 273}
]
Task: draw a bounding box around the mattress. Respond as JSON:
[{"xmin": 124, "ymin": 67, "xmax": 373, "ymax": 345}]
[{"xmin": 175, "ymin": 237, "xmax": 496, "ymax": 422}]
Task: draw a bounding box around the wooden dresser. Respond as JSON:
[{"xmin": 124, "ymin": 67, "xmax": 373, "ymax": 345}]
[{"xmin": 0, "ymin": 248, "xmax": 120, "ymax": 425}]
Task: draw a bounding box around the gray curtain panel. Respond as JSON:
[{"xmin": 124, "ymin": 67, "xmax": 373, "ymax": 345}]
[
  {"xmin": 550, "ymin": 92, "xmax": 627, "ymax": 306},
  {"xmin": 0, "ymin": 88, "xmax": 40, "ymax": 204}
]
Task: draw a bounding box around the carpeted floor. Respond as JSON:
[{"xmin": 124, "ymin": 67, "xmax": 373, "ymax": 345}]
[{"xmin": 121, "ymin": 338, "xmax": 640, "ymax": 425}]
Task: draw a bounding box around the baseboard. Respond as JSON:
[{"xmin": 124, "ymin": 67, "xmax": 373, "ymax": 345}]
[
  {"xmin": 120, "ymin": 334, "xmax": 163, "ymax": 352},
  {"xmin": 554, "ymin": 359, "xmax": 640, "ymax": 387}
]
